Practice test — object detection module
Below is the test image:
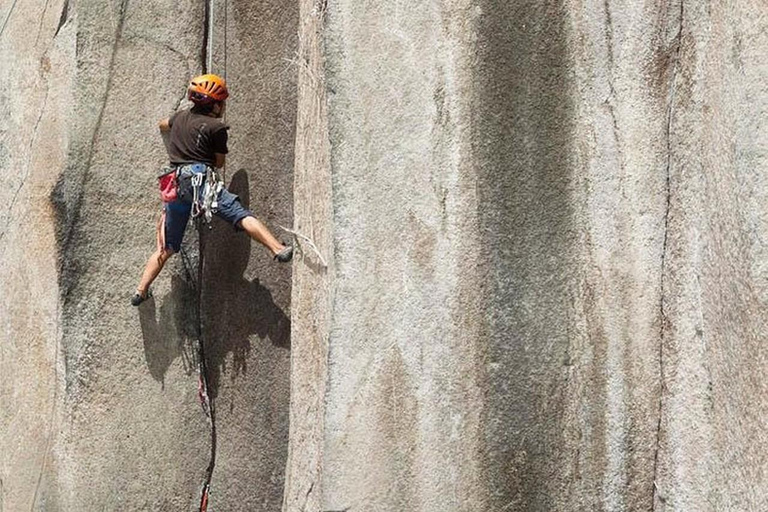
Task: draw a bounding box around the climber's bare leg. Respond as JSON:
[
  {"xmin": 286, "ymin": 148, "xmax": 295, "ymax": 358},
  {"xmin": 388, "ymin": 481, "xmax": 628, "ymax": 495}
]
[
  {"xmin": 136, "ymin": 248, "xmax": 174, "ymax": 297},
  {"xmin": 239, "ymin": 215, "xmax": 285, "ymax": 256}
]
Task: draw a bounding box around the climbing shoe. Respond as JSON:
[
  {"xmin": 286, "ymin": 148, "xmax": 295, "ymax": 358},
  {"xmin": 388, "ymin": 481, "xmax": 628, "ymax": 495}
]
[
  {"xmin": 130, "ymin": 289, "xmax": 152, "ymax": 307},
  {"xmin": 274, "ymin": 245, "xmax": 294, "ymax": 263}
]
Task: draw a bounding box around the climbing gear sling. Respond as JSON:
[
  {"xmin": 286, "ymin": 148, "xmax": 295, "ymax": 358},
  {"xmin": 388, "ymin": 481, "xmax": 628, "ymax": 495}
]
[{"xmin": 177, "ymin": 163, "xmax": 224, "ymax": 225}]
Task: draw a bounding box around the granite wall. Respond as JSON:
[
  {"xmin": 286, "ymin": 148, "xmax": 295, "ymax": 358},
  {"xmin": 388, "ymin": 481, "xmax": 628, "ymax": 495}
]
[{"xmin": 1, "ymin": 1, "xmax": 766, "ymax": 511}]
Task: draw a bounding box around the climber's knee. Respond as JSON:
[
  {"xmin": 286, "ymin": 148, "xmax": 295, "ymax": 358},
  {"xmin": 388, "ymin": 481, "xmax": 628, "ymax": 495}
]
[{"xmin": 156, "ymin": 247, "xmax": 174, "ymax": 265}]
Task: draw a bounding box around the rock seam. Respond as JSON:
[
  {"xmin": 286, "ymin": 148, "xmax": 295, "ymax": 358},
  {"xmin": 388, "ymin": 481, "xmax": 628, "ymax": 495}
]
[
  {"xmin": 195, "ymin": 0, "xmax": 222, "ymax": 510},
  {"xmin": 652, "ymin": 0, "xmax": 685, "ymax": 509}
]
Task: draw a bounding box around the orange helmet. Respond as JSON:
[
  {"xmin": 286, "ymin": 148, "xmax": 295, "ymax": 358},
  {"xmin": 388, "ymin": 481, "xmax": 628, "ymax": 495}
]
[{"xmin": 188, "ymin": 74, "xmax": 229, "ymax": 104}]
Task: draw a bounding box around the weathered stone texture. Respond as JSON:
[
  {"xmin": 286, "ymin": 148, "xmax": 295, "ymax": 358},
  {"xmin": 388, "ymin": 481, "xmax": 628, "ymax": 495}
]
[
  {"xmin": 319, "ymin": 0, "xmax": 485, "ymax": 511},
  {"xmin": 199, "ymin": 0, "xmax": 297, "ymax": 509},
  {"xmin": 281, "ymin": 1, "xmax": 332, "ymax": 511},
  {"xmin": 2, "ymin": 0, "xmax": 297, "ymax": 510},
  {"xmin": 655, "ymin": 2, "xmax": 768, "ymax": 510},
  {"xmin": 0, "ymin": 1, "xmax": 72, "ymax": 510},
  {"xmin": 2, "ymin": 1, "xmax": 768, "ymax": 511},
  {"xmin": 286, "ymin": 0, "xmax": 768, "ymax": 511},
  {"xmin": 52, "ymin": 1, "xmax": 209, "ymax": 509}
]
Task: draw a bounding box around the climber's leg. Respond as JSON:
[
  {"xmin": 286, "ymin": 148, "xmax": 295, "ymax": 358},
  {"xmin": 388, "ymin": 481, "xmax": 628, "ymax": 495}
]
[
  {"xmin": 239, "ymin": 216, "xmax": 284, "ymax": 255},
  {"xmin": 133, "ymin": 248, "xmax": 174, "ymax": 305},
  {"xmin": 132, "ymin": 201, "xmax": 189, "ymax": 306},
  {"xmin": 215, "ymin": 188, "xmax": 293, "ymax": 261}
]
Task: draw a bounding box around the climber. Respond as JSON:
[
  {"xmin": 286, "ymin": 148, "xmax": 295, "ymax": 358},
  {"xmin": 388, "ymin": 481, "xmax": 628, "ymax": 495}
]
[{"xmin": 131, "ymin": 73, "xmax": 293, "ymax": 306}]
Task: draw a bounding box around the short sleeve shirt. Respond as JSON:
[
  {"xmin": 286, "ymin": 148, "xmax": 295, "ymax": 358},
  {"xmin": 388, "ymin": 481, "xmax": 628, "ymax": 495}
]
[{"xmin": 167, "ymin": 107, "xmax": 229, "ymax": 165}]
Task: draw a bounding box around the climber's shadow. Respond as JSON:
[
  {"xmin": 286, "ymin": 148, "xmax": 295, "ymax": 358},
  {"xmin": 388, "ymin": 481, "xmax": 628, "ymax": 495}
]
[
  {"xmin": 138, "ymin": 272, "xmax": 199, "ymax": 387},
  {"xmin": 201, "ymin": 169, "xmax": 291, "ymax": 399}
]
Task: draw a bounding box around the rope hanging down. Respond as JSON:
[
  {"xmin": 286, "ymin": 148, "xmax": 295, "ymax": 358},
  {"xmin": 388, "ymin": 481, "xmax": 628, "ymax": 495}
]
[
  {"xmin": 206, "ymin": 0, "xmax": 214, "ymax": 72},
  {"xmin": 205, "ymin": 0, "xmax": 227, "ymax": 80},
  {"xmin": 197, "ymin": 2, "xmax": 227, "ymax": 512}
]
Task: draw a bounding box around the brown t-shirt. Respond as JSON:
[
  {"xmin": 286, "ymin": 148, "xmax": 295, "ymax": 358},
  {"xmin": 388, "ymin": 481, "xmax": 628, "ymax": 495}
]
[{"xmin": 166, "ymin": 107, "xmax": 229, "ymax": 165}]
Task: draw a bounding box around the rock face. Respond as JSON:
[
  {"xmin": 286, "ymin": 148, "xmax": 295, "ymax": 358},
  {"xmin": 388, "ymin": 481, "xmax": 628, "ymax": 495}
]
[
  {"xmin": 286, "ymin": 1, "xmax": 768, "ymax": 511},
  {"xmin": 1, "ymin": 1, "xmax": 73, "ymax": 509},
  {"xmin": 1, "ymin": 0, "xmax": 296, "ymax": 510},
  {"xmin": 1, "ymin": 1, "xmax": 767, "ymax": 512}
]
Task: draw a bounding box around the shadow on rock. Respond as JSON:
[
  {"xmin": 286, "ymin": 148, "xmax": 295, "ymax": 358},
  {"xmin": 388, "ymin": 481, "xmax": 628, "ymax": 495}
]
[
  {"xmin": 139, "ymin": 273, "xmax": 199, "ymax": 387},
  {"xmin": 200, "ymin": 169, "xmax": 291, "ymax": 399}
]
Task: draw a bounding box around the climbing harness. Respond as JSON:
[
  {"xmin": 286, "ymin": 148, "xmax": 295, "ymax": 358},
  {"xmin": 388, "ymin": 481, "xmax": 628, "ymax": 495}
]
[{"xmin": 171, "ymin": 163, "xmax": 224, "ymax": 227}]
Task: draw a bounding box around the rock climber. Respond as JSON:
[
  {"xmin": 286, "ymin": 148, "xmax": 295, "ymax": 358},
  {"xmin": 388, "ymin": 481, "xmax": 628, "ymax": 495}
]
[{"xmin": 131, "ymin": 73, "xmax": 293, "ymax": 306}]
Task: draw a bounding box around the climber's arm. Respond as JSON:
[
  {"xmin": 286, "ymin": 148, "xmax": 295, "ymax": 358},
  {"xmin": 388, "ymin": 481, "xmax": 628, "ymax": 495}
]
[{"xmin": 159, "ymin": 118, "xmax": 171, "ymax": 133}]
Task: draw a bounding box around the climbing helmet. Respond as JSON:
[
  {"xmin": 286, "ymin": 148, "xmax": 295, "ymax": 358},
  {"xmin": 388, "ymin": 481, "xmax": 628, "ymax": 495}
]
[{"xmin": 188, "ymin": 74, "xmax": 229, "ymax": 104}]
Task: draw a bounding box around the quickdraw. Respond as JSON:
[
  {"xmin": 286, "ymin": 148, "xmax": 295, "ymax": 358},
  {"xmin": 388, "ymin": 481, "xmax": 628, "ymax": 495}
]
[
  {"xmin": 201, "ymin": 167, "xmax": 225, "ymax": 224},
  {"xmin": 190, "ymin": 172, "xmax": 204, "ymax": 218},
  {"xmin": 187, "ymin": 165, "xmax": 224, "ymax": 225}
]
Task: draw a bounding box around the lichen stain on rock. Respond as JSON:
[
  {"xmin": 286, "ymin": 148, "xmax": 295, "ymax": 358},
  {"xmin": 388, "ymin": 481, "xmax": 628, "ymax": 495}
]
[
  {"xmin": 407, "ymin": 210, "xmax": 438, "ymax": 275},
  {"xmin": 331, "ymin": 345, "xmax": 419, "ymax": 511}
]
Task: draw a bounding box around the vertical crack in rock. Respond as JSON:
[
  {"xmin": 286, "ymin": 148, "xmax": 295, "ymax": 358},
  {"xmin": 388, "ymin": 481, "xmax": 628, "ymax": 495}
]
[
  {"xmin": 195, "ymin": 219, "xmax": 222, "ymax": 512},
  {"xmin": 1, "ymin": 2, "xmax": 68, "ymax": 244},
  {"xmin": 602, "ymin": 0, "xmax": 616, "ymax": 87},
  {"xmin": 0, "ymin": 0, "xmax": 68, "ymax": 244},
  {"xmin": 652, "ymin": 1, "xmax": 685, "ymax": 508},
  {"xmin": 196, "ymin": 2, "xmax": 216, "ymax": 510},
  {"xmin": 197, "ymin": 320, "xmax": 217, "ymax": 512},
  {"xmin": 7, "ymin": 8, "xmax": 69, "ymax": 507},
  {"xmin": 602, "ymin": 0, "xmax": 625, "ymax": 180},
  {"xmin": 54, "ymin": 0, "xmax": 69, "ymax": 38},
  {"xmin": 181, "ymin": 221, "xmax": 216, "ymax": 512},
  {"xmin": 0, "ymin": 86, "xmax": 50, "ymax": 245},
  {"xmin": 34, "ymin": 0, "xmax": 52, "ymax": 46},
  {"xmin": 196, "ymin": 230, "xmax": 216, "ymax": 512},
  {"xmin": 0, "ymin": 0, "xmax": 19, "ymax": 37},
  {"xmin": 302, "ymin": 481, "xmax": 315, "ymax": 510},
  {"xmin": 55, "ymin": 0, "xmax": 129, "ymax": 297},
  {"xmin": 29, "ymin": 301, "xmax": 61, "ymax": 512}
]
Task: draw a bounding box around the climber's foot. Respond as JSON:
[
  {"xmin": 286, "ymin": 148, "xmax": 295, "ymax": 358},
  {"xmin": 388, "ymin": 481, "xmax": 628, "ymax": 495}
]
[
  {"xmin": 131, "ymin": 289, "xmax": 152, "ymax": 307},
  {"xmin": 274, "ymin": 245, "xmax": 294, "ymax": 263}
]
